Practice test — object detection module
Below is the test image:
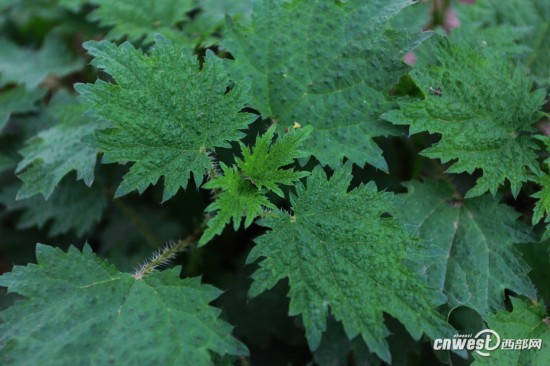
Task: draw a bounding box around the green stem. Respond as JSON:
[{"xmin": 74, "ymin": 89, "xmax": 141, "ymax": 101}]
[{"xmin": 133, "ymin": 234, "xmax": 197, "ymax": 279}]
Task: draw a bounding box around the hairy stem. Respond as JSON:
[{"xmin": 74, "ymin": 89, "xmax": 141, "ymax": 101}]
[
  {"xmin": 133, "ymin": 236, "xmax": 193, "ymax": 279},
  {"xmin": 205, "ymin": 147, "xmax": 222, "ymax": 180}
]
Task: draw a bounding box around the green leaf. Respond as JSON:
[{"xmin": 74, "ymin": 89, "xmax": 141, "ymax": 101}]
[
  {"xmin": 457, "ymin": 0, "xmax": 550, "ymax": 87},
  {"xmin": 472, "ymin": 298, "xmax": 550, "ymax": 365},
  {"xmin": 314, "ymin": 316, "xmax": 426, "ymax": 366},
  {"xmin": 494, "ymin": 0, "xmax": 550, "ymax": 88},
  {"xmin": 0, "ymin": 180, "xmax": 107, "ymax": 238},
  {"xmin": 389, "ymin": 0, "xmax": 430, "ymax": 33},
  {"xmin": 518, "ymin": 239, "xmax": 550, "ymax": 306},
  {"xmin": 0, "ymin": 0, "xmax": 17, "ymax": 12},
  {"xmin": 0, "ymin": 36, "xmax": 84, "ymax": 89},
  {"xmin": 15, "ymin": 92, "xmax": 105, "ymax": 200},
  {"xmin": 0, "ymin": 244, "xmax": 248, "ymax": 365},
  {"xmin": 224, "ymin": 0, "xmax": 430, "ymax": 171},
  {"xmin": 383, "ymin": 37, "xmax": 545, "ymax": 198},
  {"xmin": 75, "ymin": 37, "xmax": 254, "ymax": 201},
  {"xmin": 247, "ymin": 165, "xmax": 453, "ymax": 363},
  {"xmin": 58, "ymin": 0, "xmax": 89, "ymax": 12},
  {"xmin": 200, "ymin": 125, "xmax": 311, "ymax": 245},
  {"xmin": 89, "ymin": 0, "xmax": 194, "ymax": 44},
  {"xmin": 237, "ymin": 124, "xmax": 311, "ymax": 197},
  {"xmin": 0, "ymin": 86, "xmax": 46, "ymax": 132},
  {"xmin": 532, "ymin": 174, "xmax": 550, "ymax": 225},
  {"xmin": 186, "ymin": 0, "xmax": 252, "ymax": 44},
  {"xmin": 314, "ymin": 317, "xmax": 379, "ymax": 366},
  {"xmin": 200, "ymin": 163, "xmax": 275, "ymax": 245},
  {"xmin": 213, "ymin": 266, "xmax": 305, "ymax": 349},
  {"xmin": 0, "ymin": 0, "xmax": 68, "ymax": 19},
  {"xmin": 452, "ymin": 2, "xmax": 532, "ymax": 58},
  {"xmin": 0, "ymin": 155, "xmax": 15, "ymax": 173},
  {"xmin": 0, "ymin": 111, "xmax": 58, "ymax": 182},
  {"xmin": 394, "ymin": 180, "xmax": 536, "ymax": 316},
  {"xmin": 532, "ymin": 137, "xmax": 550, "ymax": 238}
]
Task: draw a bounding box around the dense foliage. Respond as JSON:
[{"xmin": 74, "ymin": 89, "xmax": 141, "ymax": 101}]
[{"xmin": 0, "ymin": 0, "xmax": 549, "ymax": 365}]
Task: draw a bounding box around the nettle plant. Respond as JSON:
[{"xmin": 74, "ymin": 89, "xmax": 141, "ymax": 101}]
[{"xmin": 0, "ymin": 0, "xmax": 549, "ymax": 365}]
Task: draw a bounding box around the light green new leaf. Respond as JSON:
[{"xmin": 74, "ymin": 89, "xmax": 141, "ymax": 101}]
[
  {"xmin": 200, "ymin": 164, "xmax": 275, "ymax": 245},
  {"xmin": 16, "ymin": 93, "xmax": 105, "ymax": 200},
  {"xmin": 224, "ymin": 0, "xmax": 430, "ymax": 171},
  {"xmin": 0, "ymin": 180, "xmax": 106, "ymax": 238},
  {"xmin": 0, "ymin": 36, "xmax": 84, "ymax": 89},
  {"xmin": 472, "ymin": 298, "xmax": 550, "ymax": 365},
  {"xmin": 200, "ymin": 125, "xmax": 311, "ymax": 245},
  {"xmin": 533, "ymin": 174, "xmax": 550, "ymax": 227},
  {"xmin": 394, "ymin": 180, "xmax": 536, "ymax": 315},
  {"xmin": 0, "ymin": 86, "xmax": 46, "ymax": 132},
  {"xmin": 383, "ymin": 37, "xmax": 545, "ymax": 198},
  {"xmin": 248, "ymin": 165, "xmax": 453, "ymax": 363},
  {"xmin": 0, "ymin": 244, "xmax": 248, "ymax": 365},
  {"xmin": 89, "ymin": 0, "xmax": 194, "ymax": 44},
  {"xmin": 237, "ymin": 125, "xmax": 311, "ymax": 197},
  {"xmin": 76, "ymin": 37, "xmax": 254, "ymax": 201}
]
